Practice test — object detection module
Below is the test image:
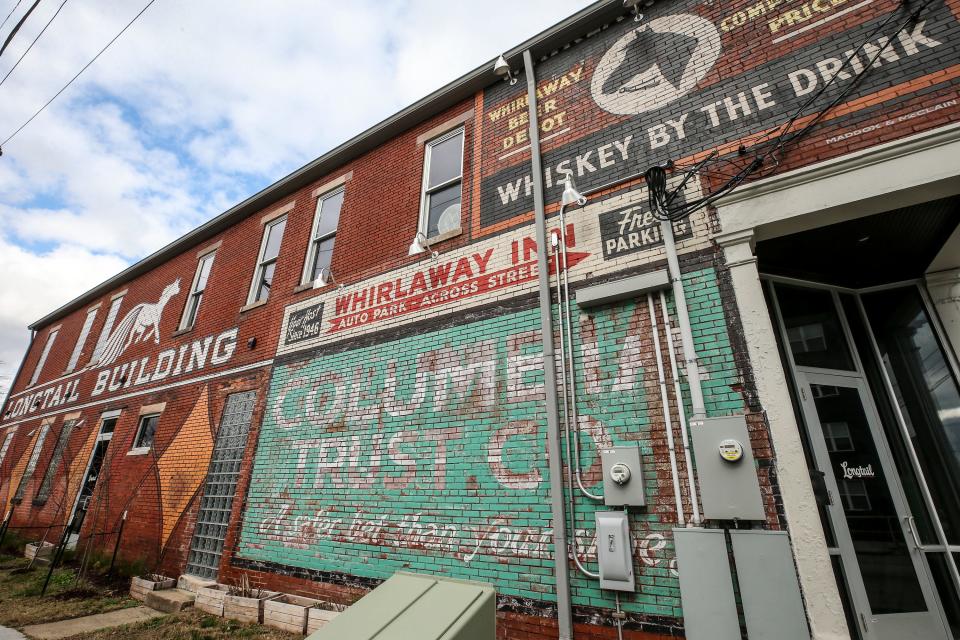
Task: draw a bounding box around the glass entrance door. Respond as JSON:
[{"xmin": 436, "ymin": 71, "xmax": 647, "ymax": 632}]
[
  {"xmin": 66, "ymin": 414, "xmax": 116, "ymax": 543},
  {"xmin": 796, "ymin": 372, "xmax": 949, "ymax": 639}
]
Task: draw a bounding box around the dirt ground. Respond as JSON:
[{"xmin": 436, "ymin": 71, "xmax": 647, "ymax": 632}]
[{"xmin": 0, "ymin": 556, "xmax": 136, "ymax": 628}]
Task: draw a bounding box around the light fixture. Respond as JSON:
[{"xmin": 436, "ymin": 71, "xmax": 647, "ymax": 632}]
[
  {"xmin": 561, "ymin": 175, "xmax": 587, "ymax": 207},
  {"xmin": 316, "ymin": 267, "xmax": 344, "ymax": 289},
  {"xmin": 493, "ymin": 54, "xmax": 517, "ymax": 85},
  {"xmin": 623, "ymin": 0, "xmax": 644, "ymax": 21},
  {"xmin": 408, "ymin": 231, "xmax": 439, "ymax": 259},
  {"xmin": 247, "ymin": 337, "xmax": 257, "ymax": 350}
]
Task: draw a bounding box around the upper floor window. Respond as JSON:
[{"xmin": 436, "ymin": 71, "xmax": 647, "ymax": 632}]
[
  {"xmin": 180, "ymin": 251, "xmax": 216, "ymax": 330},
  {"xmin": 419, "ymin": 128, "xmax": 464, "ymax": 239},
  {"xmin": 29, "ymin": 327, "xmax": 59, "ymax": 386},
  {"xmin": 66, "ymin": 305, "xmax": 98, "ymax": 373},
  {"xmin": 302, "ymin": 188, "xmax": 344, "ymax": 285},
  {"xmin": 133, "ymin": 413, "xmax": 160, "ymax": 451},
  {"xmin": 248, "ymin": 216, "xmax": 287, "ymax": 305},
  {"xmin": 91, "ymin": 293, "xmax": 125, "ymax": 365}
]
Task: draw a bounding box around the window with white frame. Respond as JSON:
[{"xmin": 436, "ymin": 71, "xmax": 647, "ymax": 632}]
[
  {"xmin": 91, "ymin": 294, "xmax": 124, "ymax": 365},
  {"xmin": 29, "ymin": 327, "xmax": 59, "ymax": 386},
  {"xmin": 132, "ymin": 413, "xmax": 160, "ymax": 450},
  {"xmin": 248, "ymin": 216, "xmax": 287, "ymax": 305},
  {"xmin": 66, "ymin": 306, "xmax": 98, "ymax": 373},
  {"xmin": 302, "ymin": 188, "xmax": 344, "ymax": 285},
  {"xmin": 419, "ymin": 127, "xmax": 464, "ymax": 238},
  {"xmin": 180, "ymin": 251, "xmax": 216, "ymax": 330},
  {"xmin": 34, "ymin": 417, "xmax": 79, "ymax": 505},
  {"xmin": 0, "ymin": 429, "xmax": 16, "ymax": 467},
  {"xmin": 12, "ymin": 422, "xmax": 51, "ymax": 503}
]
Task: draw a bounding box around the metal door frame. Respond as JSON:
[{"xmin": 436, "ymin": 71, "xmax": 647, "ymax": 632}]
[
  {"xmin": 65, "ymin": 410, "xmax": 118, "ymax": 536},
  {"xmin": 765, "ymin": 277, "xmax": 954, "ymax": 639}
]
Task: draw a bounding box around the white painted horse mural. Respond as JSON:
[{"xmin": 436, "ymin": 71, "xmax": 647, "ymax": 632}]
[{"xmin": 95, "ymin": 279, "xmax": 181, "ymax": 367}]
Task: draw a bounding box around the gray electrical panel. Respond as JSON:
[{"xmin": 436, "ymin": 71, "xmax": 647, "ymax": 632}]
[
  {"xmin": 674, "ymin": 528, "xmax": 740, "ymax": 640},
  {"xmin": 690, "ymin": 415, "xmax": 765, "ymax": 520},
  {"xmin": 595, "ymin": 511, "xmax": 634, "ymax": 592},
  {"xmin": 599, "ymin": 446, "xmax": 646, "ymax": 506},
  {"xmin": 730, "ymin": 530, "xmax": 810, "ymax": 640}
]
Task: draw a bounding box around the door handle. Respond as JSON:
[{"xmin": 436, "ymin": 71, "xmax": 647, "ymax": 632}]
[{"xmin": 904, "ymin": 515, "xmax": 922, "ymax": 549}]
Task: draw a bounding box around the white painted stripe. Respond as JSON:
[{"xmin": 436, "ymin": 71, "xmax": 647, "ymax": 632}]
[
  {"xmin": 496, "ymin": 127, "xmax": 572, "ymax": 161},
  {"xmin": 771, "ymin": 0, "xmax": 872, "ymax": 44},
  {"xmin": 0, "ymin": 359, "xmax": 274, "ymax": 431}
]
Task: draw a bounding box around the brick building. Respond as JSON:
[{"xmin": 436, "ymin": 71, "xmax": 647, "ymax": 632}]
[{"xmin": 1, "ymin": 0, "xmax": 959, "ymax": 637}]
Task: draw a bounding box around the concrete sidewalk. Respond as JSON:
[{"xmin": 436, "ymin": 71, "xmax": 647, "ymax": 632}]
[
  {"xmin": 0, "ymin": 627, "xmax": 27, "ymax": 640},
  {"xmin": 21, "ymin": 606, "xmax": 165, "ymax": 639}
]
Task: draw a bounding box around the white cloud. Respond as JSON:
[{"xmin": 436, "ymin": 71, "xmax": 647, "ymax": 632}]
[{"xmin": 0, "ymin": 0, "xmax": 591, "ymax": 391}]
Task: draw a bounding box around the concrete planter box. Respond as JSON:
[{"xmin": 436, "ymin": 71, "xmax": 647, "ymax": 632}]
[
  {"xmin": 196, "ymin": 584, "xmax": 230, "ymax": 617},
  {"xmin": 24, "ymin": 541, "xmax": 54, "ymax": 561},
  {"xmin": 223, "ymin": 590, "xmax": 280, "ymax": 624},
  {"xmin": 307, "ymin": 604, "xmax": 344, "ymax": 634},
  {"xmin": 129, "ymin": 574, "xmax": 176, "ymax": 602},
  {"xmin": 264, "ymin": 594, "xmax": 320, "ymax": 634}
]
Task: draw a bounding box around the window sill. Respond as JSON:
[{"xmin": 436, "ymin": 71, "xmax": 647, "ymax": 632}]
[
  {"xmin": 171, "ymin": 326, "xmax": 194, "ymax": 338},
  {"xmin": 427, "ymin": 227, "xmax": 462, "ymax": 245},
  {"xmin": 239, "ymin": 300, "xmax": 268, "ymax": 313},
  {"xmin": 127, "ymin": 446, "xmax": 151, "ymax": 456},
  {"xmin": 32, "ymin": 498, "xmax": 48, "ymax": 507},
  {"xmin": 293, "ymin": 283, "xmax": 314, "ymax": 294}
]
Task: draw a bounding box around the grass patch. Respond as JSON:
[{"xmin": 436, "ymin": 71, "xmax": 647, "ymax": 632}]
[
  {"xmin": 0, "ymin": 554, "xmax": 138, "ymax": 628},
  {"xmin": 67, "ymin": 608, "xmax": 301, "ymax": 639}
]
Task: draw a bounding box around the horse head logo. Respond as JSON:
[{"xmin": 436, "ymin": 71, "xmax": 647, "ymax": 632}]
[
  {"xmin": 94, "ymin": 278, "xmax": 182, "ymax": 367},
  {"xmin": 591, "ymin": 13, "xmax": 722, "ymax": 115}
]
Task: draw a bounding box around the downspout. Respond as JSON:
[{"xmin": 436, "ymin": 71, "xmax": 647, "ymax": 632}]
[{"xmin": 523, "ymin": 49, "xmax": 574, "ymax": 640}]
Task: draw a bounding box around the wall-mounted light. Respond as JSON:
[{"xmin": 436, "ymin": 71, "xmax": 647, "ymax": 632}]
[
  {"xmin": 315, "ymin": 267, "xmax": 344, "ymax": 290},
  {"xmin": 623, "ymin": 0, "xmax": 645, "ymax": 21},
  {"xmin": 493, "ymin": 54, "xmax": 517, "ymax": 85},
  {"xmin": 561, "ymin": 175, "xmax": 588, "ymax": 207},
  {"xmin": 247, "ymin": 337, "xmax": 257, "ymax": 350},
  {"xmin": 408, "ymin": 231, "xmax": 439, "ymax": 259}
]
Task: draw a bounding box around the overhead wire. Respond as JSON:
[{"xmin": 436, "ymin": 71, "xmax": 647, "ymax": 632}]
[
  {"xmin": 0, "ymin": 0, "xmax": 70, "ymax": 89},
  {"xmin": 0, "ymin": 0, "xmax": 158, "ymax": 149},
  {"xmin": 0, "ymin": 0, "xmax": 38, "ymax": 57},
  {"xmin": 645, "ymin": 0, "xmax": 933, "ymax": 222},
  {"xmin": 0, "ymin": 0, "xmax": 24, "ymax": 35}
]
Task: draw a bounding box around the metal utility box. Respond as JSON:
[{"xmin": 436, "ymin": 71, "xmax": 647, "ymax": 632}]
[
  {"xmin": 307, "ymin": 572, "xmax": 495, "ymax": 640},
  {"xmin": 600, "ymin": 446, "xmax": 646, "ymax": 506},
  {"xmin": 690, "ymin": 415, "xmax": 765, "ymax": 520},
  {"xmin": 674, "ymin": 528, "xmax": 740, "ymax": 640},
  {"xmin": 595, "ymin": 511, "xmax": 635, "ymax": 591},
  {"xmin": 730, "ymin": 530, "xmax": 810, "ymax": 640}
]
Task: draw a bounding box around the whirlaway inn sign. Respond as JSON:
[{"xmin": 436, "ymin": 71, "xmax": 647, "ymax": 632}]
[{"xmin": 5, "ymin": 281, "xmax": 241, "ymax": 420}]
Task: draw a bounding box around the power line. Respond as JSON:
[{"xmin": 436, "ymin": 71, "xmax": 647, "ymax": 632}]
[
  {"xmin": 0, "ymin": 0, "xmax": 158, "ymax": 149},
  {"xmin": 0, "ymin": 0, "xmax": 39, "ymax": 57},
  {"xmin": 0, "ymin": 0, "xmax": 69, "ymax": 89},
  {"xmin": 0, "ymin": 0, "xmax": 24, "ymax": 35}
]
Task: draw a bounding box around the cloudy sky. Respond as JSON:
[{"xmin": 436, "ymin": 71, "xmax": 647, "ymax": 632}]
[{"xmin": 0, "ymin": 0, "xmax": 591, "ymax": 392}]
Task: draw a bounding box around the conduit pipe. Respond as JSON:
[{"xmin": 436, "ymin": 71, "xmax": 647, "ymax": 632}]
[
  {"xmin": 660, "ymin": 220, "xmax": 706, "ymax": 420},
  {"xmin": 659, "ymin": 289, "xmax": 701, "ymax": 525},
  {"xmin": 647, "ymin": 294, "xmax": 685, "ymax": 525},
  {"xmin": 555, "ymin": 177, "xmax": 602, "ymax": 502},
  {"xmin": 553, "ymin": 236, "xmax": 600, "ymax": 580},
  {"xmin": 523, "ymin": 48, "xmax": 574, "ymax": 640}
]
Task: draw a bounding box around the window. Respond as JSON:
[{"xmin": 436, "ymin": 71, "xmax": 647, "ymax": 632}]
[
  {"xmin": 12, "ymin": 423, "xmax": 51, "ymax": 503},
  {"xmin": 419, "ymin": 128, "xmax": 464, "ymax": 238},
  {"xmin": 29, "ymin": 328, "xmax": 59, "ymax": 386},
  {"xmin": 180, "ymin": 251, "xmax": 216, "ymax": 330},
  {"xmin": 0, "ymin": 429, "xmax": 16, "ymax": 467},
  {"xmin": 133, "ymin": 413, "xmax": 159, "ymax": 450},
  {"xmin": 823, "ymin": 421, "xmax": 854, "ymax": 452},
  {"xmin": 66, "ymin": 306, "xmax": 98, "ymax": 373},
  {"xmin": 91, "ymin": 294, "xmax": 124, "ymax": 365},
  {"xmin": 248, "ymin": 217, "xmax": 287, "ymax": 305},
  {"xmin": 302, "ymin": 188, "xmax": 344, "ymax": 285},
  {"xmin": 34, "ymin": 417, "xmax": 79, "ymax": 505}
]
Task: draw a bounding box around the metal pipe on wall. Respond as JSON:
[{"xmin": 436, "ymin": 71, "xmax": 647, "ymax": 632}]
[
  {"xmin": 523, "ymin": 48, "xmax": 574, "ymax": 640},
  {"xmin": 659, "ymin": 289, "xmax": 702, "ymax": 525},
  {"xmin": 660, "ymin": 220, "xmax": 706, "ymax": 419},
  {"xmin": 647, "ymin": 294, "xmax": 686, "ymax": 524}
]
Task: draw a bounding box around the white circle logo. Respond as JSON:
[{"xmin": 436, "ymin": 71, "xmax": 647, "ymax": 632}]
[{"xmin": 591, "ymin": 14, "xmax": 721, "ymax": 115}]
